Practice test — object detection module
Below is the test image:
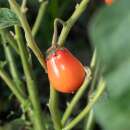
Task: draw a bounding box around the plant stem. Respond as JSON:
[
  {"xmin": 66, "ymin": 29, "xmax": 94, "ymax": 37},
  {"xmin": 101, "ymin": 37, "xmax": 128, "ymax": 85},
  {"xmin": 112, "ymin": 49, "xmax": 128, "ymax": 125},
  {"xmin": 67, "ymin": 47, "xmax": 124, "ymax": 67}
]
[
  {"xmin": 90, "ymin": 50, "xmax": 96, "ymax": 70},
  {"xmin": 63, "ymin": 78, "xmax": 106, "ymax": 130},
  {"xmin": 32, "ymin": 0, "xmax": 48, "ymax": 37},
  {"xmin": 0, "ymin": 68, "xmax": 27, "ymax": 106},
  {"xmin": 83, "ymin": 50, "xmax": 97, "ymax": 130},
  {"xmin": 62, "ymin": 68, "xmax": 91, "ymax": 126},
  {"xmin": 84, "ymin": 110, "xmax": 94, "ymax": 130},
  {"xmin": 52, "ymin": 18, "xmax": 65, "ymax": 46},
  {"xmin": 88, "ymin": 50, "xmax": 100, "ymax": 95},
  {"xmin": 58, "ymin": 0, "xmax": 90, "ymax": 45},
  {"xmin": 48, "ymin": 85, "xmax": 62, "ymax": 130},
  {"xmin": 0, "ymin": 29, "xmax": 19, "ymax": 54},
  {"xmin": 1, "ymin": 31, "xmax": 25, "ymax": 97},
  {"xmin": 9, "ymin": 0, "xmax": 47, "ymax": 72},
  {"xmin": 89, "ymin": 62, "xmax": 100, "ymax": 96},
  {"xmin": 49, "ymin": 18, "xmax": 65, "ymax": 130},
  {"xmin": 15, "ymin": 25, "xmax": 46, "ymax": 130},
  {"xmin": 21, "ymin": 0, "xmax": 27, "ymax": 13}
]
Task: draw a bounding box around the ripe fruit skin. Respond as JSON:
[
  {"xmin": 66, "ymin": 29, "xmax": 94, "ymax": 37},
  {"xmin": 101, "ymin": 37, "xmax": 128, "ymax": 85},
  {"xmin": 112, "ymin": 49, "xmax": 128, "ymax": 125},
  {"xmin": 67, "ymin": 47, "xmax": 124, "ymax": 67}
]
[
  {"xmin": 105, "ymin": 0, "xmax": 113, "ymax": 5},
  {"xmin": 46, "ymin": 47, "xmax": 86, "ymax": 93}
]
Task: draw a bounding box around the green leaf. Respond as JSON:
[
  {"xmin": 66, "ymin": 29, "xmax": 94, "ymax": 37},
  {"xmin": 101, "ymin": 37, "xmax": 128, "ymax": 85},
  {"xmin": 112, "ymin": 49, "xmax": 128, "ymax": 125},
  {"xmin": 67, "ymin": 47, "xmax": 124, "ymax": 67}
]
[
  {"xmin": 89, "ymin": 0, "xmax": 130, "ymax": 130},
  {"xmin": 0, "ymin": 8, "xmax": 20, "ymax": 29}
]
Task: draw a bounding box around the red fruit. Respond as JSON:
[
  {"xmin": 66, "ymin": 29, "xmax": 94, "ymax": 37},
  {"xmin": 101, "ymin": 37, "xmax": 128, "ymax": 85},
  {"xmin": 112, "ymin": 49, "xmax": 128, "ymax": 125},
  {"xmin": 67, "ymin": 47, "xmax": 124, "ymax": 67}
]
[
  {"xmin": 46, "ymin": 47, "xmax": 86, "ymax": 93},
  {"xmin": 105, "ymin": 0, "xmax": 113, "ymax": 5}
]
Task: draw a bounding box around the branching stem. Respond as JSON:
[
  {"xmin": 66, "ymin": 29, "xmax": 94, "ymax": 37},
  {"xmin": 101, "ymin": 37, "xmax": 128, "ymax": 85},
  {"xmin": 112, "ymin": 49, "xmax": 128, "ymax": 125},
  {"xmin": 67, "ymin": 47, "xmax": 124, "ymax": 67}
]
[
  {"xmin": 9, "ymin": 0, "xmax": 47, "ymax": 72},
  {"xmin": 15, "ymin": 25, "xmax": 46, "ymax": 130},
  {"xmin": 63, "ymin": 78, "xmax": 106, "ymax": 130},
  {"xmin": 62, "ymin": 68, "xmax": 91, "ymax": 125},
  {"xmin": 57, "ymin": 0, "xmax": 90, "ymax": 46}
]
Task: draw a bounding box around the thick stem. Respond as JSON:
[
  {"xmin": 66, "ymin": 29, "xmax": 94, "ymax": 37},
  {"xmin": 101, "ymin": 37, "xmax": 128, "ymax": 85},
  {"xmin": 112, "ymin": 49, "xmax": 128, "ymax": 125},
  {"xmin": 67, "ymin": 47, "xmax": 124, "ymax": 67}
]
[
  {"xmin": 15, "ymin": 25, "xmax": 46, "ymax": 130},
  {"xmin": 62, "ymin": 68, "xmax": 91, "ymax": 125},
  {"xmin": 58, "ymin": 0, "xmax": 90, "ymax": 45},
  {"xmin": 63, "ymin": 78, "xmax": 106, "ymax": 130},
  {"xmin": 32, "ymin": 1, "xmax": 48, "ymax": 37},
  {"xmin": 9, "ymin": 0, "xmax": 47, "ymax": 72},
  {"xmin": 48, "ymin": 85, "xmax": 62, "ymax": 130}
]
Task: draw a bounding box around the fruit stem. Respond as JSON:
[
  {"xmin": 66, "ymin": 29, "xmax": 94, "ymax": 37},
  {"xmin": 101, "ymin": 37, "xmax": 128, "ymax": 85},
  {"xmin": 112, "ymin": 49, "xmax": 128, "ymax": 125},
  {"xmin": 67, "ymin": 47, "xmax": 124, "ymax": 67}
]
[
  {"xmin": 57, "ymin": 0, "xmax": 90, "ymax": 46},
  {"xmin": 52, "ymin": 18, "xmax": 65, "ymax": 47}
]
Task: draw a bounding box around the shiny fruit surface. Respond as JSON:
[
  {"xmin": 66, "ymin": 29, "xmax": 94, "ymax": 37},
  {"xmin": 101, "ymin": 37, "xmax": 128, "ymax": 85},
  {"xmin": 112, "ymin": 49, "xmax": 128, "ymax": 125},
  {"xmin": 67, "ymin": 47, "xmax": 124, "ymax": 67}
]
[{"xmin": 46, "ymin": 47, "xmax": 86, "ymax": 93}]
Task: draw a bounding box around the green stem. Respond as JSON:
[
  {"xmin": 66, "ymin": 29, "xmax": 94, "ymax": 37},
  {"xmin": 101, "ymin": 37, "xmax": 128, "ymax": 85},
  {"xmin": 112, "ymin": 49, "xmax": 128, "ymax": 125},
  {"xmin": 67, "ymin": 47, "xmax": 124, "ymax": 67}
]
[
  {"xmin": 58, "ymin": 0, "xmax": 90, "ymax": 45},
  {"xmin": 0, "ymin": 68, "xmax": 27, "ymax": 106},
  {"xmin": 89, "ymin": 62, "xmax": 100, "ymax": 96},
  {"xmin": 90, "ymin": 50, "xmax": 96, "ymax": 70},
  {"xmin": 15, "ymin": 25, "xmax": 46, "ymax": 130},
  {"xmin": 48, "ymin": 85, "xmax": 62, "ymax": 130},
  {"xmin": 9, "ymin": 0, "xmax": 47, "ymax": 72},
  {"xmin": 0, "ymin": 29, "xmax": 19, "ymax": 54},
  {"xmin": 84, "ymin": 110, "xmax": 94, "ymax": 130},
  {"xmin": 21, "ymin": 0, "xmax": 27, "ymax": 13},
  {"xmin": 89, "ymin": 50, "xmax": 100, "ymax": 96},
  {"xmin": 63, "ymin": 78, "xmax": 106, "ymax": 130},
  {"xmin": 83, "ymin": 50, "xmax": 97, "ymax": 130},
  {"xmin": 52, "ymin": 18, "xmax": 65, "ymax": 46},
  {"xmin": 62, "ymin": 68, "xmax": 91, "ymax": 125},
  {"xmin": 1, "ymin": 32, "xmax": 25, "ymax": 98},
  {"xmin": 32, "ymin": 1, "xmax": 48, "ymax": 37}
]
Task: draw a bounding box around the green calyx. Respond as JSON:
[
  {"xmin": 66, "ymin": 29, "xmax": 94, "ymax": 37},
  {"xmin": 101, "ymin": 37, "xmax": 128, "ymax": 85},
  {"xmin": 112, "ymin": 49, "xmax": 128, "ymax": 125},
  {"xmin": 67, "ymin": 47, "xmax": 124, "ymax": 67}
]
[{"xmin": 46, "ymin": 44, "xmax": 65, "ymax": 60}]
